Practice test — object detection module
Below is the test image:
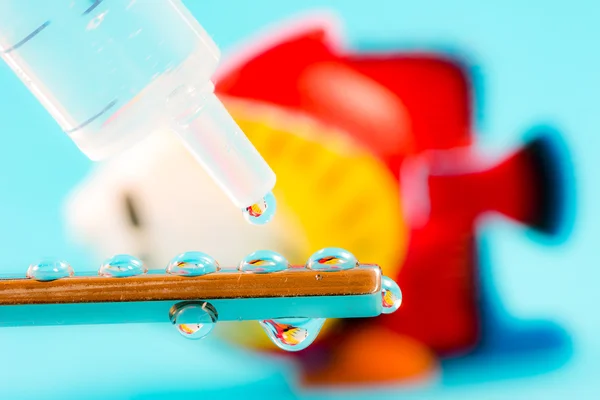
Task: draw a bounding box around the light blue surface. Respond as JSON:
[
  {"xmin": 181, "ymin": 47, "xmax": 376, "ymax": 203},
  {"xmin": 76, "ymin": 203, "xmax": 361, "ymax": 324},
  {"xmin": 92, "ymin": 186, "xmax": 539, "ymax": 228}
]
[
  {"xmin": 0, "ymin": 293, "xmax": 381, "ymax": 326},
  {"xmin": 0, "ymin": 0, "xmax": 597, "ymax": 398}
]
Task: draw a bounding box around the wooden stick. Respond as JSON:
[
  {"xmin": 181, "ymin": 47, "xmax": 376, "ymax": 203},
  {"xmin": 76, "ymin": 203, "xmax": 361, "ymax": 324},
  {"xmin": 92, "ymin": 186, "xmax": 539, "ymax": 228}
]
[{"xmin": 0, "ymin": 265, "xmax": 381, "ymax": 305}]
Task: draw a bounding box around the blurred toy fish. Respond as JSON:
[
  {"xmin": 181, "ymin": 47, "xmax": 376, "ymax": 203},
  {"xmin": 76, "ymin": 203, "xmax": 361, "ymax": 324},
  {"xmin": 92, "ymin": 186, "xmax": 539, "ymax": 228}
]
[
  {"xmin": 214, "ymin": 15, "xmax": 574, "ymax": 385},
  {"xmin": 65, "ymin": 14, "xmax": 574, "ymax": 388}
]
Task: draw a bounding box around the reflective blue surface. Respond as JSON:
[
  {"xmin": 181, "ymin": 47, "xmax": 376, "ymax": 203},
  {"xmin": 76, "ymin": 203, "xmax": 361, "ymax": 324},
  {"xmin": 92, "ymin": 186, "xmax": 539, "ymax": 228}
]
[
  {"xmin": 0, "ymin": 293, "xmax": 381, "ymax": 327},
  {"xmin": 0, "ymin": 0, "xmax": 596, "ymax": 399}
]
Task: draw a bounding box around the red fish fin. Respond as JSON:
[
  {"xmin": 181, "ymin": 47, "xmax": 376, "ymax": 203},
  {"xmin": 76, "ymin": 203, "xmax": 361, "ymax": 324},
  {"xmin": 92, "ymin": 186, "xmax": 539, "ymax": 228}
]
[
  {"xmin": 426, "ymin": 129, "xmax": 569, "ymax": 237},
  {"xmin": 296, "ymin": 55, "xmax": 473, "ymax": 159},
  {"xmin": 385, "ymin": 129, "xmax": 571, "ymax": 354},
  {"xmin": 344, "ymin": 55, "xmax": 474, "ymax": 153},
  {"xmin": 215, "ymin": 21, "xmax": 337, "ymax": 107},
  {"xmin": 514, "ymin": 128, "xmax": 572, "ymax": 236},
  {"xmin": 215, "ymin": 19, "xmax": 416, "ymax": 157},
  {"xmin": 298, "ymin": 60, "xmax": 413, "ymax": 156}
]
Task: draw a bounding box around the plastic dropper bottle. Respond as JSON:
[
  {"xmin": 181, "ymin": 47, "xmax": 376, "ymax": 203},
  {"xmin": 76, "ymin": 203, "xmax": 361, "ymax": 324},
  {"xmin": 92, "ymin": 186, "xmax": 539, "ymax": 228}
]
[{"xmin": 0, "ymin": 0, "xmax": 276, "ymax": 224}]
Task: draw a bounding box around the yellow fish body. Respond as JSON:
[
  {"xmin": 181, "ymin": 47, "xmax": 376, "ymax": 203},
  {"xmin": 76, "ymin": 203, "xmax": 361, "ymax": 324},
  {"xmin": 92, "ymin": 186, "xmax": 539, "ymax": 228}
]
[{"xmin": 214, "ymin": 97, "xmax": 408, "ymax": 349}]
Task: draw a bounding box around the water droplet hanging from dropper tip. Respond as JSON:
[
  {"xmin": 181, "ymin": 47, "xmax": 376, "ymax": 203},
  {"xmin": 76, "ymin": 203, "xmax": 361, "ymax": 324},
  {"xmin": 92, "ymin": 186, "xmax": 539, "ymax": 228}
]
[{"xmin": 242, "ymin": 191, "xmax": 276, "ymax": 225}]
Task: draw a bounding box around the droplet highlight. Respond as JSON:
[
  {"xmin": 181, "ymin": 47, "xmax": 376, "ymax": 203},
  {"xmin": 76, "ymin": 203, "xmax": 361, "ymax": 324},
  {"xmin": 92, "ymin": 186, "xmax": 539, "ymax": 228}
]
[
  {"xmin": 166, "ymin": 252, "xmax": 219, "ymax": 276},
  {"xmin": 306, "ymin": 248, "xmax": 358, "ymax": 271},
  {"xmin": 170, "ymin": 301, "xmax": 218, "ymax": 340},
  {"xmin": 239, "ymin": 250, "xmax": 289, "ymax": 273},
  {"xmin": 259, "ymin": 318, "xmax": 325, "ymax": 352},
  {"xmin": 86, "ymin": 11, "xmax": 108, "ymax": 30},
  {"xmin": 381, "ymin": 276, "xmax": 402, "ymax": 314},
  {"xmin": 99, "ymin": 254, "xmax": 147, "ymax": 277},
  {"xmin": 242, "ymin": 192, "xmax": 276, "ymax": 225},
  {"xmin": 26, "ymin": 259, "xmax": 74, "ymax": 281}
]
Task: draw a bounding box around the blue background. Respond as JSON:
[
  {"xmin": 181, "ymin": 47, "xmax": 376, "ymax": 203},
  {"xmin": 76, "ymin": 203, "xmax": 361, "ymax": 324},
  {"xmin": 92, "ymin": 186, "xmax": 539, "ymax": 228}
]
[{"xmin": 0, "ymin": 0, "xmax": 597, "ymax": 398}]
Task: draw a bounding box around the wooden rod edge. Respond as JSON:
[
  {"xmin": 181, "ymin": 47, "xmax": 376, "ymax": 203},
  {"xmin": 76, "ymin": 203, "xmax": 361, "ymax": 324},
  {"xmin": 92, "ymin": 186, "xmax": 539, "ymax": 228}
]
[{"xmin": 0, "ymin": 265, "xmax": 382, "ymax": 305}]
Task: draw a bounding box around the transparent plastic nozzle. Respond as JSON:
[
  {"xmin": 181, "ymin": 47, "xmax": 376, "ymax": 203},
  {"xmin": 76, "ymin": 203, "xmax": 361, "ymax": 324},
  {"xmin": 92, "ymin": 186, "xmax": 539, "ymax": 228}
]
[
  {"xmin": 166, "ymin": 82, "xmax": 276, "ymax": 211},
  {"xmin": 0, "ymin": 0, "xmax": 276, "ymax": 216}
]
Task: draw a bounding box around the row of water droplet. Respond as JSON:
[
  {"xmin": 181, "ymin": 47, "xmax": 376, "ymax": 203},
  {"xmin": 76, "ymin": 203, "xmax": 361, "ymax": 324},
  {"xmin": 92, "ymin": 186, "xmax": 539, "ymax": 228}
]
[
  {"xmin": 24, "ymin": 247, "xmax": 401, "ymax": 351},
  {"xmin": 27, "ymin": 247, "xmax": 363, "ymax": 280}
]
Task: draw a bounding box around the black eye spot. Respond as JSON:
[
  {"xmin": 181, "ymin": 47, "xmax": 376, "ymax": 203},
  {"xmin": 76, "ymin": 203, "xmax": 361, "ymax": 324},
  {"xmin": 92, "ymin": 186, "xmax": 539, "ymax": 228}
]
[{"xmin": 124, "ymin": 193, "xmax": 142, "ymax": 228}]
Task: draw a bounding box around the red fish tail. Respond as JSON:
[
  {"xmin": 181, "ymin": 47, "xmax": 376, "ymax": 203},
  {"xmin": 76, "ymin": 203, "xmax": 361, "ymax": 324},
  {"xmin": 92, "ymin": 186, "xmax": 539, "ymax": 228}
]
[
  {"xmin": 426, "ymin": 126, "xmax": 572, "ymax": 237},
  {"xmin": 479, "ymin": 127, "xmax": 572, "ymax": 236}
]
